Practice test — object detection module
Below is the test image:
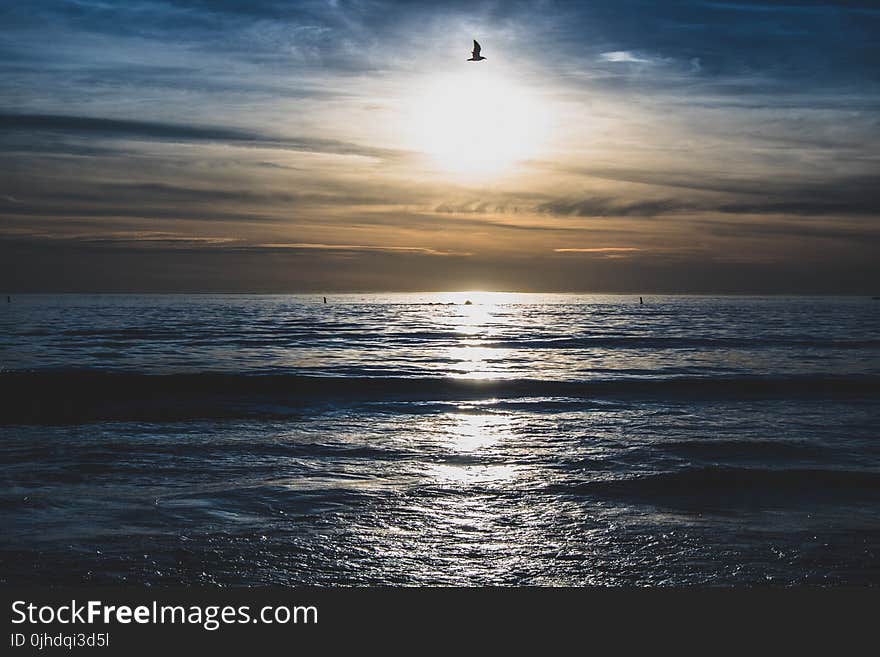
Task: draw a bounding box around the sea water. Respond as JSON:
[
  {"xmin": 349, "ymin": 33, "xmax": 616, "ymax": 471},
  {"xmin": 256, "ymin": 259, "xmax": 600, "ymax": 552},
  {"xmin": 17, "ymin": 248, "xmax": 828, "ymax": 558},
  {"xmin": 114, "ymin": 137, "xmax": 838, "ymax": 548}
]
[{"xmin": 1, "ymin": 294, "xmax": 878, "ymax": 584}]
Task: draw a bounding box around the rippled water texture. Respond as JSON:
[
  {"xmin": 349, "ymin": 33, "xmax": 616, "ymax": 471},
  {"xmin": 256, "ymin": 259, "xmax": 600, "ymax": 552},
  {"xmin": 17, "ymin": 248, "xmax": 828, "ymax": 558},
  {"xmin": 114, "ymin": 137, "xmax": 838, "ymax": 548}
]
[{"xmin": 1, "ymin": 294, "xmax": 879, "ymax": 585}]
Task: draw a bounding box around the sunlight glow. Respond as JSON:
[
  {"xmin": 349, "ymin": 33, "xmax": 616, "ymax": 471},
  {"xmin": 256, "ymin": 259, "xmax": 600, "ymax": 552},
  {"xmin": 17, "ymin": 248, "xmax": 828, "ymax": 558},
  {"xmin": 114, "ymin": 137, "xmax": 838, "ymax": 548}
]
[
  {"xmin": 428, "ymin": 463, "xmax": 517, "ymax": 484},
  {"xmin": 446, "ymin": 291, "xmax": 529, "ymax": 305},
  {"xmin": 441, "ymin": 291, "xmax": 524, "ymax": 378},
  {"xmin": 446, "ymin": 411, "xmax": 507, "ymax": 452},
  {"xmin": 407, "ymin": 70, "xmax": 550, "ymax": 176},
  {"xmin": 445, "ymin": 346, "xmax": 503, "ymax": 378}
]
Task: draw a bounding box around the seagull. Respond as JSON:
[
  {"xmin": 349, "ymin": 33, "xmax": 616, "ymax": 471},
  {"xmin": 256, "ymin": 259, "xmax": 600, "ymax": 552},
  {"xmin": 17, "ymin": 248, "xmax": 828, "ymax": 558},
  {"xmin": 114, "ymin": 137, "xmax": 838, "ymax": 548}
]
[{"xmin": 467, "ymin": 39, "xmax": 486, "ymax": 61}]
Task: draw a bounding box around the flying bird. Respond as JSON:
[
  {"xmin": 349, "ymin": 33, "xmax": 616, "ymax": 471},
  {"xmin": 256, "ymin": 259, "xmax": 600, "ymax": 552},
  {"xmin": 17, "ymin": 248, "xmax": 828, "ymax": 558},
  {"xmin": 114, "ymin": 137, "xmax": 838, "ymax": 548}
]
[{"xmin": 467, "ymin": 40, "xmax": 486, "ymax": 61}]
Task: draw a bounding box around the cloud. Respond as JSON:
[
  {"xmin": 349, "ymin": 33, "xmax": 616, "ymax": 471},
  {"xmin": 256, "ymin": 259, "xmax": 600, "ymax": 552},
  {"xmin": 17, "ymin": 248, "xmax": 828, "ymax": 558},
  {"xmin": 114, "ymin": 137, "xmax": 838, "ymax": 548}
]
[
  {"xmin": 536, "ymin": 197, "xmax": 695, "ymax": 218},
  {"xmin": 251, "ymin": 243, "xmax": 472, "ymax": 256},
  {"xmin": 0, "ymin": 113, "xmax": 405, "ymax": 160},
  {"xmin": 0, "ymin": 113, "xmax": 253, "ymax": 142},
  {"xmin": 536, "ymin": 192, "xmax": 880, "ymax": 220},
  {"xmin": 83, "ymin": 232, "xmax": 239, "ymax": 246},
  {"xmin": 698, "ymin": 219, "xmax": 880, "ymax": 245},
  {"xmin": 599, "ymin": 51, "xmax": 655, "ymax": 64},
  {"xmin": 0, "ymin": 230, "xmax": 475, "ymax": 258},
  {"xmin": 0, "ymin": 229, "xmax": 240, "ymax": 247},
  {"xmin": 532, "ymin": 166, "xmax": 880, "ymax": 219},
  {"xmin": 553, "ymin": 247, "xmax": 641, "ymax": 253}
]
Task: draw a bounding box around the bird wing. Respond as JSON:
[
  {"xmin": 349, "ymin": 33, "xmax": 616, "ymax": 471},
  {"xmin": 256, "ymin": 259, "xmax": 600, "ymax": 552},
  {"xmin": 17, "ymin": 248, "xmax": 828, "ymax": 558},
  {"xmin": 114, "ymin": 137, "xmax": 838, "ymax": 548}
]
[{"xmin": 472, "ymin": 40, "xmax": 481, "ymax": 56}]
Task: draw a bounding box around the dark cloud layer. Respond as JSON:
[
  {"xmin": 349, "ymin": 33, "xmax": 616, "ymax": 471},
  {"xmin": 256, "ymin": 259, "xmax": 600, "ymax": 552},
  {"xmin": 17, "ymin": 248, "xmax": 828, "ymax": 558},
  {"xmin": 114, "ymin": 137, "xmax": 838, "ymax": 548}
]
[
  {"xmin": 3, "ymin": 235, "xmax": 876, "ymax": 294},
  {"xmin": 0, "ymin": 113, "xmax": 404, "ymax": 159}
]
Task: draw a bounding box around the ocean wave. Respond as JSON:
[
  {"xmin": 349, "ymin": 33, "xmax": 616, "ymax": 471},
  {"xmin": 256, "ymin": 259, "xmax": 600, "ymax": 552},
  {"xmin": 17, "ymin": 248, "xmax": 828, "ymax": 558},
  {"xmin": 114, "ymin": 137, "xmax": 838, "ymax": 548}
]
[
  {"xmin": 0, "ymin": 371, "xmax": 877, "ymax": 424},
  {"xmin": 546, "ymin": 466, "xmax": 880, "ymax": 503},
  {"xmin": 480, "ymin": 336, "xmax": 880, "ymax": 350},
  {"xmin": 44, "ymin": 330, "xmax": 880, "ymax": 350}
]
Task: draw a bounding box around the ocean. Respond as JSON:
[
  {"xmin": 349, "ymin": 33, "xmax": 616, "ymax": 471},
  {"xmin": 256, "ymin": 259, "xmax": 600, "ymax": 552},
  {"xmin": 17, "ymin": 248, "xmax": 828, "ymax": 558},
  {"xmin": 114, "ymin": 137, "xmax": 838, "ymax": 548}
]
[{"xmin": 1, "ymin": 293, "xmax": 879, "ymax": 585}]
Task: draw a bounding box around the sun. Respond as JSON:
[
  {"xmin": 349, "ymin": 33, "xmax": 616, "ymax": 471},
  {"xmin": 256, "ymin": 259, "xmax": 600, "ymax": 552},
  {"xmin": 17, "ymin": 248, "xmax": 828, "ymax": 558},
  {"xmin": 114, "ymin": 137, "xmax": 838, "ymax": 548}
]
[{"xmin": 407, "ymin": 68, "xmax": 550, "ymax": 176}]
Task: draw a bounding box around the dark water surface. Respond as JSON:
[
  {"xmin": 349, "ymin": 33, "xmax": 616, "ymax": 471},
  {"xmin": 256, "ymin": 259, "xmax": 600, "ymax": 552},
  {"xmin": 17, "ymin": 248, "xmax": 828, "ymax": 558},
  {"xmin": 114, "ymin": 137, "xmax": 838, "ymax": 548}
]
[{"xmin": 1, "ymin": 294, "xmax": 879, "ymax": 585}]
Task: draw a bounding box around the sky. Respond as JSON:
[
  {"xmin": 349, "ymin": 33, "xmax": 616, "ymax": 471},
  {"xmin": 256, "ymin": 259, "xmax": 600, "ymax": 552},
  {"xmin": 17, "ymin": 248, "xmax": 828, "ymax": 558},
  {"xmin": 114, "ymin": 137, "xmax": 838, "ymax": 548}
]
[{"xmin": 1, "ymin": 0, "xmax": 879, "ymax": 293}]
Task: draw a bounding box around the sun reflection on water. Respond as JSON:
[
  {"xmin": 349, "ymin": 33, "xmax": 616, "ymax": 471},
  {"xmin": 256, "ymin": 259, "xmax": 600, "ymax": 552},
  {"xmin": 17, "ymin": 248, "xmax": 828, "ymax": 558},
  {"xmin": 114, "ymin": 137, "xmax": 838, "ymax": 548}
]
[
  {"xmin": 445, "ymin": 410, "xmax": 507, "ymax": 451},
  {"xmin": 426, "ymin": 408, "xmax": 518, "ymax": 484},
  {"xmin": 428, "ymin": 463, "xmax": 517, "ymax": 484},
  {"xmin": 445, "ymin": 346, "xmax": 511, "ymax": 379},
  {"xmin": 443, "ymin": 291, "xmax": 522, "ymax": 378}
]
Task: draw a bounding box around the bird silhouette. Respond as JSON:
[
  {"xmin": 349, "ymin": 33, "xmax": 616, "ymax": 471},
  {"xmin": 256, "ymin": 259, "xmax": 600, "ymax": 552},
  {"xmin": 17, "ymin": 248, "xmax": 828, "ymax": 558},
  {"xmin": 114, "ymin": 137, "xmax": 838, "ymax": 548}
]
[{"xmin": 467, "ymin": 40, "xmax": 486, "ymax": 61}]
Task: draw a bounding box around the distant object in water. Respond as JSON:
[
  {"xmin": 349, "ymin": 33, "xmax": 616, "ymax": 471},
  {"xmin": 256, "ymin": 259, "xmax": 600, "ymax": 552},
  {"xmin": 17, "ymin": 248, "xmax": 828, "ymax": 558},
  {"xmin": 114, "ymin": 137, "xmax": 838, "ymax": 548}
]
[
  {"xmin": 323, "ymin": 297, "xmax": 327, "ymax": 304},
  {"xmin": 464, "ymin": 300, "xmax": 473, "ymax": 305},
  {"xmin": 873, "ymin": 296, "xmax": 880, "ymax": 301},
  {"xmin": 6, "ymin": 296, "xmax": 9, "ymax": 303},
  {"xmin": 467, "ymin": 40, "xmax": 486, "ymax": 62},
  {"xmin": 640, "ymin": 297, "xmax": 643, "ymax": 305}
]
